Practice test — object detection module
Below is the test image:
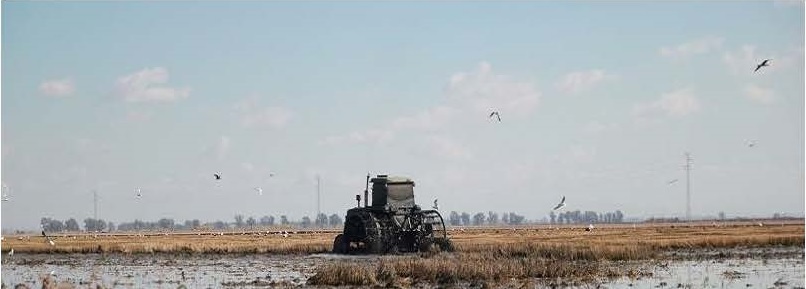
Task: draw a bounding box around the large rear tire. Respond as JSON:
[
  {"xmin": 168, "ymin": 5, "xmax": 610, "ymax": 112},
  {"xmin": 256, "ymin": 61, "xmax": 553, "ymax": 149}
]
[{"xmin": 332, "ymin": 234, "xmax": 348, "ymax": 254}]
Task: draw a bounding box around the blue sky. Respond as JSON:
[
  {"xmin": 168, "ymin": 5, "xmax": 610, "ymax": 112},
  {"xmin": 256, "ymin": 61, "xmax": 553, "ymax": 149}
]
[{"xmin": 2, "ymin": 1, "xmax": 804, "ymax": 230}]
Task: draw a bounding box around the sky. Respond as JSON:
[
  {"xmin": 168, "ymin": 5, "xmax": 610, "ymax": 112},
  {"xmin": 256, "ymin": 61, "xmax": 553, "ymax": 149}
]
[{"xmin": 1, "ymin": 1, "xmax": 804, "ymax": 230}]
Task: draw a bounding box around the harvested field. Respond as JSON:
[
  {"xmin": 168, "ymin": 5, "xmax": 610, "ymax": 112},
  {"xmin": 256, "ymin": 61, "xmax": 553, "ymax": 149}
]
[
  {"xmin": 2, "ymin": 222, "xmax": 802, "ymax": 255},
  {"xmin": 1, "ymin": 222, "xmax": 803, "ymax": 288}
]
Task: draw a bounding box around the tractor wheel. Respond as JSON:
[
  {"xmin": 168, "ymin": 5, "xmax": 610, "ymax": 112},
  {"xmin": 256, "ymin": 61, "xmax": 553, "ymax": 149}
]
[{"xmin": 332, "ymin": 234, "xmax": 348, "ymax": 254}]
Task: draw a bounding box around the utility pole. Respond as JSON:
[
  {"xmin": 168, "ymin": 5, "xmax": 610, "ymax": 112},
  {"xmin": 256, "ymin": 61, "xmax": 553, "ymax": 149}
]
[
  {"xmin": 93, "ymin": 190, "xmax": 98, "ymax": 220},
  {"xmin": 684, "ymin": 152, "xmax": 692, "ymax": 222},
  {"xmin": 316, "ymin": 175, "xmax": 321, "ymax": 218}
]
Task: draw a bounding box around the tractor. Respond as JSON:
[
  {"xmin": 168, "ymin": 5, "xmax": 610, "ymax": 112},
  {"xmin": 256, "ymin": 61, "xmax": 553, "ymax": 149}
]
[{"xmin": 332, "ymin": 174, "xmax": 453, "ymax": 254}]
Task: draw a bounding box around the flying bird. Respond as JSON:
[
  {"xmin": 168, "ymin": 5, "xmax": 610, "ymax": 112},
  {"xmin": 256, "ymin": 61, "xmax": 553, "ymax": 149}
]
[
  {"xmin": 432, "ymin": 199, "xmax": 439, "ymax": 210},
  {"xmin": 2, "ymin": 183, "xmax": 9, "ymax": 202},
  {"xmin": 746, "ymin": 140, "xmax": 757, "ymax": 148},
  {"xmin": 214, "ymin": 173, "xmax": 222, "ymax": 180},
  {"xmin": 754, "ymin": 59, "xmax": 771, "ymax": 72},
  {"xmin": 269, "ymin": 172, "xmax": 275, "ymax": 177},
  {"xmin": 552, "ymin": 196, "xmax": 566, "ymax": 211},
  {"xmin": 135, "ymin": 188, "xmax": 142, "ymax": 199},
  {"xmin": 254, "ymin": 187, "xmax": 263, "ymax": 195},
  {"xmin": 668, "ymin": 179, "xmax": 679, "ymax": 185},
  {"xmin": 489, "ymin": 111, "xmax": 501, "ymax": 122}
]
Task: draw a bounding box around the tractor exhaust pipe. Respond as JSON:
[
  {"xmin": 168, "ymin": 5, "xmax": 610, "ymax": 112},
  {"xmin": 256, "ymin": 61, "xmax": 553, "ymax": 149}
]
[{"xmin": 364, "ymin": 173, "xmax": 370, "ymax": 207}]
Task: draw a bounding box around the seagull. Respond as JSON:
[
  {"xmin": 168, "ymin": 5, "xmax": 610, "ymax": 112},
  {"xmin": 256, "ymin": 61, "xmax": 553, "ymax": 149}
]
[
  {"xmin": 755, "ymin": 59, "xmax": 771, "ymax": 72},
  {"xmin": 552, "ymin": 196, "xmax": 566, "ymax": 211},
  {"xmin": 2, "ymin": 183, "xmax": 9, "ymax": 202},
  {"xmin": 254, "ymin": 187, "xmax": 263, "ymax": 195},
  {"xmin": 269, "ymin": 173, "xmax": 275, "ymax": 177},
  {"xmin": 668, "ymin": 179, "xmax": 679, "ymax": 185},
  {"xmin": 489, "ymin": 111, "xmax": 501, "ymax": 122},
  {"xmin": 432, "ymin": 199, "xmax": 439, "ymax": 210},
  {"xmin": 214, "ymin": 173, "xmax": 222, "ymax": 180},
  {"xmin": 135, "ymin": 188, "xmax": 142, "ymax": 199},
  {"xmin": 746, "ymin": 140, "xmax": 757, "ymax": 148},
  {"xmin": 41, "ymin": 230, "xmax": 55, "ymax": 246}
]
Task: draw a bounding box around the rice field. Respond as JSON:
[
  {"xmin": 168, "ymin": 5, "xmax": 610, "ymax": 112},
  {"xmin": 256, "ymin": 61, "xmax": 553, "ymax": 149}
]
[{"xmin": 1, "ymin": 221, "xmax": 803, "ymax": 288}]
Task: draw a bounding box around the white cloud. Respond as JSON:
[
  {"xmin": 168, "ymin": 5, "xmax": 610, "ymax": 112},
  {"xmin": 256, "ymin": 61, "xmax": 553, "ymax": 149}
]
[
  {"xmin": 391, "ymin": 106, "xmax": 459, "ymax": 131},
  {"xmin": 633, "ymin": 88, "xmax": 700, "ymax": 118},
  {"xmin": 39, "ymin": 79, "xmax": 74, "ymax": 97},
  {"xmin": 446, "ymin": 61, "xmax": 541, "ymax": 117},
  {"xmin": 240, "ymin": 106, "xmax": 293, "ymax": 128},
  {"xmin": 584, "ymin": 120, "xmax": 619, "ymax": 134},
  {"xmin": 556, "ymin": 69, "xmax": 614, "ymax": 94},
  {"xmin": 322, "ymin": 61, "xmax": 541, "ymax": 147},
  {"xmin": 659, "ymin": 37, "xmax": 723, "ymax": 58},
  {"xmin": 115, "ymin": 67, "xmax": 190, "ymax": 103},
  {"xmin": 425, "ymin": 135, "xmax": 472, "ymax": 161},
  {"xmin": 744, "ymin": 84, "xmax": 775, "ymax": 104},
  {"xmin": 320, "ymin": 129, "xmax": 395, "ymax": 146}
]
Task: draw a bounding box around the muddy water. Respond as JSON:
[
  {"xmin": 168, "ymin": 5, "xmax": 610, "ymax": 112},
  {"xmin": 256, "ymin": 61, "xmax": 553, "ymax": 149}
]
[
  {"xmin": 2, "ymin": 253, "xmax": 325, "ymax": 288},
  {"xmin": 1, "ymin": 250, "xmax": 804, "ymax": 288},
  {"xmin": 602, "ymin": 258, "xmax": 804, "ymax": 289}
]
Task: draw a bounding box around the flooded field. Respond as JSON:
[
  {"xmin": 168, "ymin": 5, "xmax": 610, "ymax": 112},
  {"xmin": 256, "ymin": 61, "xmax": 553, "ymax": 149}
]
[{"xmin": 1, "ymin": 248, "xmax": 803, "ymax": 289}]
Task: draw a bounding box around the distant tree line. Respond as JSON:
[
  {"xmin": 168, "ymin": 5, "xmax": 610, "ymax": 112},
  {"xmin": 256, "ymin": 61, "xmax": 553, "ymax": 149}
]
[
  {"xmin": 38, "ymin": 213, "xmax": 345, "ymax": 233},
  {"xmin": 549, "ymin": 210, "xmax": 625, "ymax": 224},
  {"xmin": 447, "ymin": 211, "xmax": 527, "ymax": 226}
]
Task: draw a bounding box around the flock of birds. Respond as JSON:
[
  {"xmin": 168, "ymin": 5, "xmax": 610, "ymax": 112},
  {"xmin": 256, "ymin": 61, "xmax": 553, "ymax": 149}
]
[
  {"xmin": 482, "ymin": 59, "xmax": 772, "ymax": 224},
  {"xmin": 0, "ymin": 59, "xmax": 775, "ymax": 251}
]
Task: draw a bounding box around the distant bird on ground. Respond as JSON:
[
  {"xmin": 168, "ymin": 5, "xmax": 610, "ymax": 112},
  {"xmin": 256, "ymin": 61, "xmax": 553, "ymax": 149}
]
[
  {"xmin": 214, "ymin": 173, "xmax": 222, "ymax": 180},
  {"xmin": 8, "ymin": 248, "xmax": 13, "ymax": 256},
  {"xmin": 489, "ymin": 111, "xmax": 501, "ymax": 122},
  {"xmin": 586, "ymin": 224, "xmax": 595, "ymax": 232},
  {"xmin": 41, "ymin": 230, "xmax": 55, "ymax": 246},
  {"xmin": 755, "ymin": 59, "xmax": 771, "ymax": 72},
  {"xmin": 254, "ymin": 187, "xmax": 263, "ymax": 195},
  {"xmin": 552, "ymin": 196, "xmax": 566, "ymax": 211},
  {"xmin": 433, "ymin": 199, "xmax": 439, "ymax": 210},
  {"xmin": 668, "ymin": 179, "xmax": 679, "ymax": 185},
  {"xmin": 746, "ymin": 140, "xmax": 757, "ymax": 148}
]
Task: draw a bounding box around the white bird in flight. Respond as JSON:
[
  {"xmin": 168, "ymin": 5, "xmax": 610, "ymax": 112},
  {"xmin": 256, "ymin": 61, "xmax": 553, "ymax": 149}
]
[
  {"xmin": 668, "ymin": 179, "xmax": 679, "ymax": 185},
  {"xmin": 254, "ymin": 187, "xmax": 263, "ymax": 195},
  {"xmin": 135, "ymin": 188, "xmax": 142, "ymax": 199},
  {"xmin": 2, "ymin": 183, "xmax": 9, "ymax": 202},
  {"xmin": 746, "ymin": 140, "xmax": 757, "ymax": 148},
  {"xmin": 552, "ymin": 196, "xmax": 566, "ymax": 211}
]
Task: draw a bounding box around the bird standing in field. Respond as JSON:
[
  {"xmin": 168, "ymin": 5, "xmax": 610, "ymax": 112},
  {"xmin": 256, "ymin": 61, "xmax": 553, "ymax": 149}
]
[
  {"xmin": 552, "ymin": 196, "xmax": 566, "ymax": 211},
  {"xmin": 489, "ymin": 111, "xmax": 501, "ymax": 122},
  {"xmin": 755, "ymin": 59, "xmax": 771, "ymax": 72},
  {"xmin": 41, "ymin": 230, "xmax": 55, "ymax": 246}
]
